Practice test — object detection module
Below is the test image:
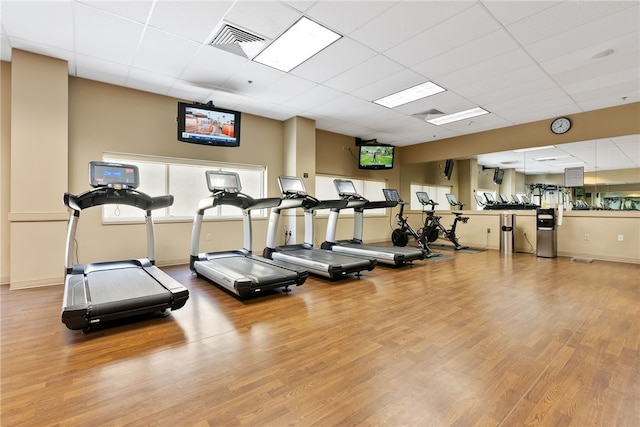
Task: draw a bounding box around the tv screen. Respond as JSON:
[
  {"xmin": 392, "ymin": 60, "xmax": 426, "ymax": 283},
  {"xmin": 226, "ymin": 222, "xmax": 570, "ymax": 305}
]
[
  {"xmin": 358, "ymin": 144, "xmax": 394, "ymax": 169},
  {"xmin": 493, "ymin": 168, "xmax": 504, "ymax": 184},
  {"xmin": 444, "ymin": 159, "xmax": 454, "ymax": 180},
  {"xmin": 177, "ymin": 102, "xmax": 241, "ymax": 147}
]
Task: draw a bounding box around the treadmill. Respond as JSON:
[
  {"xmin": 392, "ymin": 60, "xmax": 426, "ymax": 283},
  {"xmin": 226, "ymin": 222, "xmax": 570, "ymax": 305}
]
[
  {"xmin": 321, "ymin": 179, "xmax": 426, "ymax": 266},
  {"xmin": 263, "ymin": 176, "xmax": 376, "ymax": 279},
  {"xmin": 62, "ymin": 161, "xmax": 189, "ymax": 331},
  {"xmin": 190, "ymin": 171, "xmax": 307, "ymax": 298}
]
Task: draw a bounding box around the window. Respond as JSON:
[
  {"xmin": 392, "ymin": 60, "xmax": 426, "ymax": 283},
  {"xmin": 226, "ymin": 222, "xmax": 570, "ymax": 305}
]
[
  {"xmin": 315, "ymin": 176, "xmax": 387, "ymax": 215},
  {"xmin": 101, "ymin": 154, "xmax": 266, "ymax": 222},
  {"xmin": 410, "ymin": 184, "xmax": 452, "ymax": 211}
]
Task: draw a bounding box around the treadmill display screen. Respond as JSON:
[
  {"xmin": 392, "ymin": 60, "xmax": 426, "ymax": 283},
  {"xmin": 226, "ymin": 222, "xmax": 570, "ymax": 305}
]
[
  {"xmin": 334, "ymin": 179, "xmax": 357, "ymax": 196},
  {"xmin": 484, "ymin": 192, "xmax": 496, "ymax": 203},
  {"xmin": 279, "ymin": 176, "xmax": 306, "ymax": 195},
  {"xmin": 206, "ymin": 171, "xmax": 241, "ymax": 192},
  {"xmin": 89, "ymin": 161, "xmax": 139, "ymax": 188}
]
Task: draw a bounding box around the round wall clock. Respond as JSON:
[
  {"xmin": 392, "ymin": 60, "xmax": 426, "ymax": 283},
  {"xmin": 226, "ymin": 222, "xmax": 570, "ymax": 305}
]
[{"xmin": 550, "ymin": 117, "xmax": 571, "ymax": 134}]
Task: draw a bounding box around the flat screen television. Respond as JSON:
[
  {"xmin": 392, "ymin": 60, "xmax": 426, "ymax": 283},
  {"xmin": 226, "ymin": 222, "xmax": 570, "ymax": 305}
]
[
  {"xmin": 444, "ymin": 159, "xmax": 454, "ymax": 180},
  {"xmin": 177, "ymin": 102, "xmax": 241, "ymax": 147},
  {"xmin": 493, "ymin": 168, "xmax": 504, "ymax": 184},
  {"xmin": 358, "ymin": 144, "xmax": 395, "ymax": 169}
]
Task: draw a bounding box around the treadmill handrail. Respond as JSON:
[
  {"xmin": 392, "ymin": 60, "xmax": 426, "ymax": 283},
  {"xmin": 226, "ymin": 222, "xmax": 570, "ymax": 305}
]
[
  {"xmin": 197, "ymin": 191, "xmax": 255, "ymax": 213},
  {"xmin": 64, "ymin": 188, "xmax": 173, "ymax": 212}
]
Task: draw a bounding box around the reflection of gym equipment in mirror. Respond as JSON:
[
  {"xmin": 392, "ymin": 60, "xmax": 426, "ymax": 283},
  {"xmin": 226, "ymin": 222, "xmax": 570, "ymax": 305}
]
[{"xmin": 417, "ymin": 192, "xmax": 470, "ymax": 251}]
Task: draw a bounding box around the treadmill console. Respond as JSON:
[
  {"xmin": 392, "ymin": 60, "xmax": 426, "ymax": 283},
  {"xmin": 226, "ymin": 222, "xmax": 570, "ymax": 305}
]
[
  {"xmin": 484, "ymin": 192, "xmax": 496, "ymax": 204},
  {"xmin": 278, "ymin": 176, "xmax": 307, "ymax": 197},
  {"xmin": 333, "ymin": 179, "xmax": 362, "ymax": 199},
  {"xmin": 89, "ymin": 161, "xmax": 139, "ymax": 189},
  {"xmin": 206, "ymin": 170, "xmax": 241, "ymax": 193}
]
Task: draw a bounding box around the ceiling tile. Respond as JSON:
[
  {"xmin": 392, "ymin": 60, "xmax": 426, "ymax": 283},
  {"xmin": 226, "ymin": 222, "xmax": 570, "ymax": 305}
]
[
  {"xmin": 384, "ymin": 4, "xmax": 501, "ymax": 67},
  {"xmin": 74, "ymin": 2, "xmax": 144, "ymax": 65}
]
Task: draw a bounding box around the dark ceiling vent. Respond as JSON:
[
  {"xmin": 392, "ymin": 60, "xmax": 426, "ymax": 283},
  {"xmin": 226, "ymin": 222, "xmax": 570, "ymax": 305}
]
[
  {"xmin": 209, "ymin": 24, "xmax": 266, "ymax": 58},
  {"xmin": 411, "ymin": 108, "xmax": 445, "ymax": 120}
]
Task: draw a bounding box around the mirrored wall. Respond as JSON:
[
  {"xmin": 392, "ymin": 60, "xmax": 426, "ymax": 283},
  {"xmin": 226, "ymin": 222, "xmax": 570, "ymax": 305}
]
[{"xmin": 474, "ymin": 134, "xmax": 640, "ymax": 210}]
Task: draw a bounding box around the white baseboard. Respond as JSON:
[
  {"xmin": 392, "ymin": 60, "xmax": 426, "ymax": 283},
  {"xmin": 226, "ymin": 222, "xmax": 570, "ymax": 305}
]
[{"xmin": 10, "ymin": 276, "xmax": 64, "ymax": 290}]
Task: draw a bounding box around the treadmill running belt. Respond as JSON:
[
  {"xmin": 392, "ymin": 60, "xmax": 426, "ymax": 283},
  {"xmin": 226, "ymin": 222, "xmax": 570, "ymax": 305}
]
[
  {"xmin": 201, "ymin": 255, "xmax": 299, "ymax": 286},
  {"xmin": 86, "ymin": 268, "xmax": 170, "ymax": 315}
]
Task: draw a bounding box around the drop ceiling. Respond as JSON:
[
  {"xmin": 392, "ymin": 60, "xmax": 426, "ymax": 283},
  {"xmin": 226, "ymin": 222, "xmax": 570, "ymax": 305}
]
[{"xmin": 1, "ymin": 0, "xmax": 639, "ymax": 175}]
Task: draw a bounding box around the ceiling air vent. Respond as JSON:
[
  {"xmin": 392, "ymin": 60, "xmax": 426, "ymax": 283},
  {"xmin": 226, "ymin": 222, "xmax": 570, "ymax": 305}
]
[
  {"xmin": 412, "ymin": 109, "xmax": 445, "ymax": 121},
  {"xmin": 209, "ymin": 24, "xmax": 266, "ymax": 59}
]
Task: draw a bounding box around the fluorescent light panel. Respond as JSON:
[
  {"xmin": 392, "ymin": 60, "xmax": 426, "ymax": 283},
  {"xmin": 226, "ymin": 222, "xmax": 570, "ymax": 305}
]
[
  {"xmin": 426, "ymin": 107, "xmax": 489, "ymax": 125},
  {"xmin": 533, "ymin": 155, "xmax": 572, "ymax": 161},
  {"xmin": 253, "ymin": 17, "xmax": 341, "ymax": 72},
  {"xmin": 373, "ymin": 81, "xmax": 446, "ymax": 108},
  {"xmin": 513, "ymin": 145, "xmax": 556, "ymax": 153}
]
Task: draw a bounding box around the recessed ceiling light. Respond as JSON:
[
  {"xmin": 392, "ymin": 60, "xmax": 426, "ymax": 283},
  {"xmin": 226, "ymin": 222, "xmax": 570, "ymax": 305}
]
[
  {"xmin": 253, "ymin": 17, "xmax": 341, "ymax": 72},
  {"xmin": 426, "ymin": 107, "xmax": 489, "ymax": 125},
  {"xmin": 533, "ymin": 155, "xmax": 572, "ymax": 161},
  {"xmin": 373, "ymin": 81, "xmax": 446, "ymax": 108},
  {"xmin": 513, "ymin": 145, "xmax": 556, "ymax": 153}
]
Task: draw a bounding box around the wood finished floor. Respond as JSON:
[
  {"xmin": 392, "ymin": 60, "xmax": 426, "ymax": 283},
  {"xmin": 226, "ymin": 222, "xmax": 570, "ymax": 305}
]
[{"xmin": 2, "ymin": 251, "xmax": 639, "ymax": 426}]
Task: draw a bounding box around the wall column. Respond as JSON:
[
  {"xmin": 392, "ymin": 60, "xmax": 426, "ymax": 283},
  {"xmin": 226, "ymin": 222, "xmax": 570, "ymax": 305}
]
[
  {"xmin": 9, "ymin": 50, "xmax": 68, "ymax": 289},
  {"xmin": 282, "ymin": 116, "xmax": 316, "ymax": 243}
]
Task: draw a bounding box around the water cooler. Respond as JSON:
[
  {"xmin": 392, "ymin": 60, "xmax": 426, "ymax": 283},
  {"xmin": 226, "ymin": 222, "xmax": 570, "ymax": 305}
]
[{"xmin": 536, "ymin": 208, "xmax": 557, "ymax": 258}]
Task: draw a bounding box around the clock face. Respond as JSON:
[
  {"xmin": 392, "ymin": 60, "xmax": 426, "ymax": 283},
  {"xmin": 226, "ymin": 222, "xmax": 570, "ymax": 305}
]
[{"xmin": 551, "ymin": 117, "xmax": 571, "ymax": 134}]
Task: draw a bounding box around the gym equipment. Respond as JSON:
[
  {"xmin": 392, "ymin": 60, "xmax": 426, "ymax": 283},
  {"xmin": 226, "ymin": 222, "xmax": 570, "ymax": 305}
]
[
  {"xmin": 62, "ymin": 161, "xmax": 189, "ymax": 331},
  {"xmin": 384, "ymin": 189, "xmax": 439, "ymax": 257},
  {"xmin": 417, "ymin": 192, "xmax": 470, "ymax": 251},
  {"xmin": 190, "ymin": 171, "xmax": 307, "ymax": 298},
  {"xmin": 263, "ymin": 176, "xmax": 376, "ymax": 279},
  {"xmin": 482, "ymin": 192, "xmax": 537, "ymax": 210},
  {"xmin": 320, "ymin": 179, "xmax": 426, "ymax": 266},
  {"xmin": 445, "ymin": 193, "xmax": 465, "ymax": 210}
]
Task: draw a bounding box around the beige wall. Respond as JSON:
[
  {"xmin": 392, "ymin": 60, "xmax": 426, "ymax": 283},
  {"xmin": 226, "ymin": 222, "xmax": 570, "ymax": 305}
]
[
  {"xmin": 1, "ymin": 61, "xmax": 10, "ymax": 284},
  {"xmin": 7, "ymin": 51, "xmax": 68, "ymax": 289},
  {"xmin": 2, "ymin": 54, "xmax": 639, "ymax": 288},
  {"xmin": 67, "ymin": 77, "xmax": 291, "ymax": 266}
]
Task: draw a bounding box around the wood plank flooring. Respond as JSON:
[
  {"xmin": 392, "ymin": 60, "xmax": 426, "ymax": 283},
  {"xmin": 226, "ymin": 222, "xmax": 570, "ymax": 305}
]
[{"xmin": 2, "ymin": 251, "xmax": 639, "ymax": 426}]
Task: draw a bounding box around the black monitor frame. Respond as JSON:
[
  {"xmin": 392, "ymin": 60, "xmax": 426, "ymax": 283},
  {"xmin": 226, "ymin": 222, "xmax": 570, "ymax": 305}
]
[
  {"xmin": 205, "ymin": 170, "xmax": 241, "ymax": 192},
  {"xmin": 89, "ymin": 161, "xmax": 139, "ymax": 189},
  {"xmin": 278, "ymin": 176, "xmax": 307, "ymax": 196}
]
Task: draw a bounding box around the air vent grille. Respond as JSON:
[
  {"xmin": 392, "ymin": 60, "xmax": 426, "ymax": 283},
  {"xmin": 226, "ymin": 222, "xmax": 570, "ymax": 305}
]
[{"xmin": 209, "ymin": 24, "xmax": 266, "ymax": 58}]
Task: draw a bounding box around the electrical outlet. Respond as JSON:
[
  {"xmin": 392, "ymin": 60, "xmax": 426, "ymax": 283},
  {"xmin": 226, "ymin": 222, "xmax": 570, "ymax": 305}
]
[
  {"xmin": 487, "ymin": 228, "xmax": 491, "ymax": 233},
  {"xmin": 206, "ymin": 233, "xmax": 212, "ymax": 241},
  {"xmin": 584, "ymin": 234, "xmax": 590, "ymax": 241},
  {"xmin": 618, "ymin": 234, "xmax": 624, "ymax": 242}
]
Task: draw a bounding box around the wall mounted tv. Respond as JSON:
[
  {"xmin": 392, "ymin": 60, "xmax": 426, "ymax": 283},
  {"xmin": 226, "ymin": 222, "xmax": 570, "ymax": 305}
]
[
  {"xmin": 358, "ymin": 144, "xmax": 395, "ymax": 170},
  {"xmin": 444, "ymin": 159, "xmax": 454, "ymax": 180},
  {"xmin": 177, "ymin": 102, "xmax": 241, "ymax": 147},
  {"xmin": 493, "ymin": 168, "xmax": 504, "ymax": 185}
]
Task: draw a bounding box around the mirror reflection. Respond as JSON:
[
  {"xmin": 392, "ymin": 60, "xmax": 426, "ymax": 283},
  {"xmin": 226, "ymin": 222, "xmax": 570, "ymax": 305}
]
[{"xmin": 473, "ymin": 134, "xmax": 640, "ymax": 210}]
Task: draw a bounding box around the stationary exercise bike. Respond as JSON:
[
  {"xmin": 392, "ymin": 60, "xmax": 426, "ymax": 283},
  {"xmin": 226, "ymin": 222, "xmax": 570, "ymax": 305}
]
[
  {"xmin": 416, "ymin": 192, "xmax": 470, "ymax": 251},
  {"xmin": 384, "ymin": 189, "xmax": 438, "ymax": 257}
]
